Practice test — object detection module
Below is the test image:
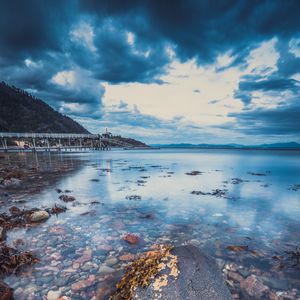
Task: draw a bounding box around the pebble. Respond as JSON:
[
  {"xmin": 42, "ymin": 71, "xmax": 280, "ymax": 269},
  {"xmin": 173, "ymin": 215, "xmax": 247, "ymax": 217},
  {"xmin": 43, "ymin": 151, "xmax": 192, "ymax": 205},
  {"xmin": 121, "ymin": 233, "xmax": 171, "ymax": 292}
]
[
  {"xmin": 47, "ymin": 290, "xmax": 61, "ymax": 300},
  {"xmin": 105, "ymin": 257, "xmax": 118, "ymax": 266},
  {"xmin": 29, "ymin": 210, "xmax": 50, "ymax": 222},
  {"xmin": 98, "ymin": 265, "xmax": 115, "ymax": 275}
]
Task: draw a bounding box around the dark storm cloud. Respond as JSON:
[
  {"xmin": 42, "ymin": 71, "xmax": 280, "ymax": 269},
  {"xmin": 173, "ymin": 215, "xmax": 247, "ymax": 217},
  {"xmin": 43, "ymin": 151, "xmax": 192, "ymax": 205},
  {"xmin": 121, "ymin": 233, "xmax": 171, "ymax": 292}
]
[
  {"xmin": 81, "ymin": 0, "xmax": 300, "ymax": 64},
  {"xmin": 1, "ymin": 0, "xmax": 300, "ymax": 83},
  {"xmin": 218, "ymin": 100, "xmax": 300, "ymax": 135},
  {"xmin": 239, "ymin": 78, "xmax": 300, "ymax": 92},
  {"xmin": 0, "ymin": 0, "xmax": 74, "ymax": 64},
  {"xmin": 0, "ymin": 0, "xmax": 300, "ymax": 139}
]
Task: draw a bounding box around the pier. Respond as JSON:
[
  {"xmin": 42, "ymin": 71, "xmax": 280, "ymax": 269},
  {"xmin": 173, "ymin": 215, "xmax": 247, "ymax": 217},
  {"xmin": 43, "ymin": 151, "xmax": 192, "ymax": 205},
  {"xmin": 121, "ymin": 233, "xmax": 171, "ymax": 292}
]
[{"xmin": 0, "ymin": 132, "xmax": 133, "ymax": 152}]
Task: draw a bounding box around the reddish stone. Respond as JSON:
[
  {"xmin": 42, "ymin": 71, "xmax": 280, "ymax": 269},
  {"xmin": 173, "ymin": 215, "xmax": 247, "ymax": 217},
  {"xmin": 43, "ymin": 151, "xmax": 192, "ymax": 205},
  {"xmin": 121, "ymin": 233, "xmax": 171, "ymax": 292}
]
[
  {"xmin": 49, "ymin": 226, "xmax": 66, "ymax": 235},
  {"xmin": 9, "ymin": 206, "xmax": 21, "ymax": 215},
  {"xmin": 122, "ymin": 234, "xmax": 139, "ymax": 245},
  {"xmin": 95, "ymin": 285, "xmax": 111, "ymax": 300},
  {"xmin": 119, "ymin": 253, "xmax": 137, "ymax": 261},
  {"xmin": 0, "ymin": 281, "xmax": 13, "ymax": 300},
  {"xmin": 74, "ymin": 249, "xmax": 92, "ymax": 265},
  {"xmin": 71, "ymin": 277, "xmax": 95, "ymax": 292}
]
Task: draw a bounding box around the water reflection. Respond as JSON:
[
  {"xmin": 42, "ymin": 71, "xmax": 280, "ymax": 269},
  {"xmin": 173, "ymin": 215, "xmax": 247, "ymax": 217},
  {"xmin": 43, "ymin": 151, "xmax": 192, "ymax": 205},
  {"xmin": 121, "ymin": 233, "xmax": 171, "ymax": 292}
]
[{"xmin": 1, "ymin": 149, "xmax": 300, "ymax": 299}]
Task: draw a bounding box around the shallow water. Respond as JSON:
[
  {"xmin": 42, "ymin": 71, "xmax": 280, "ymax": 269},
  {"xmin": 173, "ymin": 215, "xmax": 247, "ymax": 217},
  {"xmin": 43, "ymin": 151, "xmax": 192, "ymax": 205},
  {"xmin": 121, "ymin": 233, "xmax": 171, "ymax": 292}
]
[{"xmin": 1, "ymin": 149, "xmax": 300, "ymax": 299}]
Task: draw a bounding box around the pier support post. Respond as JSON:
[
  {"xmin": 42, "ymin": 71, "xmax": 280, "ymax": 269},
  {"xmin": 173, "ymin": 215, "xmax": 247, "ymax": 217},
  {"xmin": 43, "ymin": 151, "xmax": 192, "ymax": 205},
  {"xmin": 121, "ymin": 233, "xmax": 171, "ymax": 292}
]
[{"xmin": 32, "ymin": 138, "xmax": 36, "ymax": 152}]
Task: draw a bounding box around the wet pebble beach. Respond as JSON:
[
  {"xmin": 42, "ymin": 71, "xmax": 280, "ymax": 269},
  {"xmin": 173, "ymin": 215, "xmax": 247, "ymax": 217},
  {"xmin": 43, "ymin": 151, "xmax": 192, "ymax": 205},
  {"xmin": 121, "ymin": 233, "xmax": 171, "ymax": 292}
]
[{"xmin": 0, "ymin": 149, "xmax": 300, "ymax": 300}]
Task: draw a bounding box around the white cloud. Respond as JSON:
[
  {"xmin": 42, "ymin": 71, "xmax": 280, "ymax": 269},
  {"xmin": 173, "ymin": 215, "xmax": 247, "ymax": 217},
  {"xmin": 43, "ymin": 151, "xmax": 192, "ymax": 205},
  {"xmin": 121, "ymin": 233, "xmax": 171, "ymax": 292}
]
[
  {"xmin": 51, "ymin": 70, "xmax": 76, "ymax": 87},
  {"xmin": 289, "ymin": 38, "xmax": 300, "ymax": 58},
  {"xmin": 70, "ymin": 21, "xmax": 96, "ymax": 52},
  {"xmin": 126, "ymin": 32, "xmax": 134, "ymax": 45},
  {"xmin": 24, "ymin": 58, "xmax": 40, "ymax": 68},
  {"xmin": 245, "ymin": 38, "xmax": 279, "ymax": 76}
]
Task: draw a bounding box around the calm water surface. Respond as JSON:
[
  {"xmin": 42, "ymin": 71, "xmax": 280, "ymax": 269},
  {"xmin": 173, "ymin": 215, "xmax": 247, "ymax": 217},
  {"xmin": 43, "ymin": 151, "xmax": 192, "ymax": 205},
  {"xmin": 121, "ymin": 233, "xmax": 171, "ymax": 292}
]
[{"xmin": 2, "ymin": 149, "xmax": 300, "ymax": 299}]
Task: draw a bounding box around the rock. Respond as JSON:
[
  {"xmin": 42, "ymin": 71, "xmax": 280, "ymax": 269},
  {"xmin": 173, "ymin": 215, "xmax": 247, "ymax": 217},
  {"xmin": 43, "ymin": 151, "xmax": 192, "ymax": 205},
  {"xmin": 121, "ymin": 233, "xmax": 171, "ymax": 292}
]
[
  {"xmin": 227, "ymin": 271, "xmax": 244, "ymax": 283},
  {"xmin": 9, "ymin": 206, "xmax": 21, "ymax": 215},
  {"xmin": 96, "ymin": 286, "xmax": 111, "ymax": 300},
  {"xmin": 240, "ymin": 275, "xmax": 269, "ymax": 299},
  {"xmin": 47, "ymin": 290, "xmax": 61, "ymax": 300},
  {"xmin": 105, "ymin": 257, "xmax": 118, "ymax": 266},
  {"xmin": 97, "ymin": 244, "xmax": 113, "ymax": 251},
  {"xmin": 74, "ymin": 249, "xmax": 92, "ymax": 265},
  {"xmin": 261, "ymin": 276, "xmax": 289, "ymax": 290},
  {"xmin": 99, "ymin": 265, "xmax": 115, "ymax": 275},
  {"xmin": 134, "ymin": 245, "xmax": 232, "ymax": 300},
  {"xmin": 72, "ymin": 262, "xmax": 80, "ymax": 269},
  {"xmin": 119, "ymin": 253, "xmax": 137, "ymax": 261},
  {"xmin": 59, "ymin": 195, "xmax": 75, "ymax": 202},
  {"xmin": 0, "ymin": 226, "xmax": 5, "ymax": 241},
  {"xmin": 71, "ymin": 275, "xmax": 95, "ymax": 292},
  {"xmin": 3, "ymin": 178, "xmax": 21, "ymax": 187},
  {"xmin": 123, "ymin": 234, "xmax": 139, "ymax": 245},
  {"xmin": 28, "ymin": 210, "xmax": 49, "ymax": 222},
  {"xmin": 0, "ymin": 281, "xmax": 13, "ymax": 300},
  {"xmin": 49, "ymin": 226, "xmax": 66, "ymax": 235}
]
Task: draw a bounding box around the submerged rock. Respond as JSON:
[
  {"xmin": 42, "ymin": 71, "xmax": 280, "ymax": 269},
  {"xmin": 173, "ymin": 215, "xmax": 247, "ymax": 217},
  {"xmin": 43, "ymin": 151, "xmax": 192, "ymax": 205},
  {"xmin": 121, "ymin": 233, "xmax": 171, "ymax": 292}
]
[
  {"xmin": 123, "ymin": 234, "xmax": 139, "ymax": 245},
  {"xmin": 0, "ymin": 281, "xmax": 13, "ymax": 300},
  {"xmin": 185, "ymin": 170, "xmax": 203, "ymax": 176}
]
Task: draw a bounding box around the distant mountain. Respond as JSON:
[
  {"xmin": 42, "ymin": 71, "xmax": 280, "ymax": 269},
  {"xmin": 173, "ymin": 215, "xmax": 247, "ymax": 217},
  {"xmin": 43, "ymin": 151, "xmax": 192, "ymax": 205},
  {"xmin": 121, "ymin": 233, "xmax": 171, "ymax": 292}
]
[
  {"xmin": 151, "ymin": 142, "xmax": 300, "ymax": 149},
  {"xmin": 0, "ymin": 81, "xmax": 89, "ymax": 133}
]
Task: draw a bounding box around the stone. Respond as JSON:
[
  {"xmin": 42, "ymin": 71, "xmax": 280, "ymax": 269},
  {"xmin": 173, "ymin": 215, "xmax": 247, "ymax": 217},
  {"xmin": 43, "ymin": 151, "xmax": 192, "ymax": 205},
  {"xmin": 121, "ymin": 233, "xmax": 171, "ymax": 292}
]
[
  {"xmin": 0, "ymin": 281, "xmax": 13, "ymax": 300},
  {"xmin": 59, "ymin": 195, "xmax": 75, "ymax": 202},
  {"xmin": 9, "ymin": 206, "xmax": 21, "ymax": 215},
  {"xmin": 74, "ymin": 249, "xmax": 92, "ymax": 265},
  {"xmin": 0, "ymin": 226, "xmax": 5, "ymax": 241},
  {"xmin": 240, "ymin": 275, "xmax": 269, "ymax": 299},
  {"xmin": 123, "ymin": 234, "xmax": 139, "ymax": 245},
  {"xmin": 3, "ymin": 178, "xmax": 21, "ymax": 187},
  {"xmin": 261, "ymin": 276, "xmax": 289, "ymax": 290},
  {"xmin": 227, "ymin": 271, "xmax": 244, "ymax": 283},
  {"xmin": 29, "ymin": 210, "xmax": 50, "ymax": 222},
  {"xmin": 134, "ymin": 245, "xmax": 232, "ymax": 300},
  {"xmin": 97, "ymin": 244, "xmax": 113, "ymax": 251},
  {"xmin": 105, "ymin": 257, "xmax": 118, "ymax": 266},
  {"xmin": 119, "ymin": 253, "xmax": 137, "ymax": 261},
  {"xmin": 47, "ymin": 290, "xmax": 61, "ymax": 300},
  {"xmin": 98, "ymin": 265, "xmax": 115, "ymax": 275},
  {"xmin": 71, "ymin": 276, "xmax": 95, "ymax": 292},
  {"xmin": 49, "ymin": 226, "xmax": 66, "ymax": 235},
  {"xmin": 72, "ymin": 262, "xmax": 80, "ymax": 269}
]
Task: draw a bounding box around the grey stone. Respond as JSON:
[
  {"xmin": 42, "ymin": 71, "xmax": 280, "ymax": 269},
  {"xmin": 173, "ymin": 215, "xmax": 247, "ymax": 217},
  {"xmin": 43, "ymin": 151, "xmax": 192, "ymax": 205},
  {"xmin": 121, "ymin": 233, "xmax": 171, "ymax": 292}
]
[{"xmin": 134, "ymin": 245, "xmax": 232, "ymax": 300}]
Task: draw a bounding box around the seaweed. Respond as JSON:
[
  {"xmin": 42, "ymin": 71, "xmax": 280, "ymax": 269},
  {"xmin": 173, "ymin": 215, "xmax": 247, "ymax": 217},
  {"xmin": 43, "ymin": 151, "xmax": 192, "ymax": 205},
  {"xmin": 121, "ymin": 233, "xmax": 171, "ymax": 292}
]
[
  {"xmin": 0, "ymin": 245, "xmax": 39, "ymax": 276},
  {"xmin": 110, "ymin": 245, "xmax": 179, "ymax": 300}
]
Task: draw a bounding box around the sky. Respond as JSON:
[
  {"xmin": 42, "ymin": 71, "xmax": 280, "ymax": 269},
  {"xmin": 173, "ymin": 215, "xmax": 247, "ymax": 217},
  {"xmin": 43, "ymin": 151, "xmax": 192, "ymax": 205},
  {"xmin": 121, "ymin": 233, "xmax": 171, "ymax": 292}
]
[{"xmin": 0, "ymin": 0, "xmax": 299, "ymax": 145}]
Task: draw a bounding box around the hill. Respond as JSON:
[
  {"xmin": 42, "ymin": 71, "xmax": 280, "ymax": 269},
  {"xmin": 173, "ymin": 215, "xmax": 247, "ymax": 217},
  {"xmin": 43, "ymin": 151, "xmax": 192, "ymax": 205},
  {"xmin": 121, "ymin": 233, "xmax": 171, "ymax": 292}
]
[
  {"xmin": 0, "ymin": 81, "xmax": 89, "ymax": 133},
  {"xmin": 151, "ymin": 142, "xmax": 300, "ymax": 150},
  {"xmin": 0, "ymin": 82, "xmax": 149, "ymax": 148}
]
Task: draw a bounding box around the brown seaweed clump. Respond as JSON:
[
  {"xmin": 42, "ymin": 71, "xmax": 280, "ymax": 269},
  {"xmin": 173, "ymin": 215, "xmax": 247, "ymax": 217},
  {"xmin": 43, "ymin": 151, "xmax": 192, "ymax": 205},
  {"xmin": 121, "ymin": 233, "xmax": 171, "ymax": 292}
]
[
  {"xmin": 0, "ymin": 244, "xmax": 39, "ymax": 276},
  {"xmin": 110, "ymin": 245, "xmax": 179, "ymax": 300}
]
